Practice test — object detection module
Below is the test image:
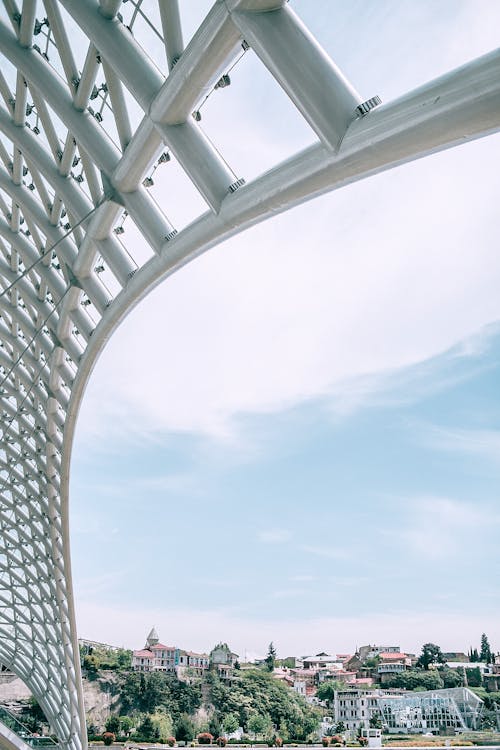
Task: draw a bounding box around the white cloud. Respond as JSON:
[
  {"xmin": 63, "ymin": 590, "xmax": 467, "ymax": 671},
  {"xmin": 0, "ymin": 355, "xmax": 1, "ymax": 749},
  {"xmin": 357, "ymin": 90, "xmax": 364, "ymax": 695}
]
[
  {"xmin": 386, "ymin": 496, "xmax": 496, "ymax": 561},
  {"xmin": 257, "ymin": 529, "xmax": 292, "ymax": 543},
  {"xmin": 300, "ymin": 545, "xmax": 352, "ymax": 561},
  {"xmin": 423, "ymin": 425, "xmax": 500, "ymax": 464},
  {"xmin": 74, "ymin": 0, "xmax": 500, "ymax": 447}
]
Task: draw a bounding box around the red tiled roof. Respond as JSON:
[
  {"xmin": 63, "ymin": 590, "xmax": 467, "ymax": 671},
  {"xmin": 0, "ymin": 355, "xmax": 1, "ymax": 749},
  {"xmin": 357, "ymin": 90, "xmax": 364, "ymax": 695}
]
[
  {"xmin": 133, "ymin": 649, "xmax": 153, "ymax": 658},
  {"xmin": 151, "ymin": 643, "xmax": 176, "ymax": 650},
  {"xmin": 379, "ymin": 652, "xmax": 406, "ymax": 659}
]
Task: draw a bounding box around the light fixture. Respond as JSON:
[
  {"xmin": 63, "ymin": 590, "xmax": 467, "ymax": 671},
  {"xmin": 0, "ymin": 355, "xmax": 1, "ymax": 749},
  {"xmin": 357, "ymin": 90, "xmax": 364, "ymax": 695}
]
[
  {"xmin": 142, "ymin": 176, "xmax": 154, "ymax": 188},
  {"xmin": 158, "ymin": 152, "xmax": 170, "ymax": 164},
  {"xmin": 215, "ymin": 74, "xmax": 231, "ymax": 89},
  {"xmin": 192, "ymin": 110, "xmax": 202, "ymax": 122}
]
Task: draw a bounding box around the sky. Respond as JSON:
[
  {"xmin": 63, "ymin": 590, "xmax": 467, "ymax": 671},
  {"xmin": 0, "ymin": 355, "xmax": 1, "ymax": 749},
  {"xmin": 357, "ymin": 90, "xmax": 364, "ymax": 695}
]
[{"xmin": 69, "ymin": 0, "xmax": 500, "ymax": 661}]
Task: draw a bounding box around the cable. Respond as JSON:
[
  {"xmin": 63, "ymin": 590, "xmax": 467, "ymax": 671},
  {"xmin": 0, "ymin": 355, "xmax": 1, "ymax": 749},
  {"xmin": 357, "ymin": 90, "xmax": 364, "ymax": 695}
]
[
  {"xmin": 0, "ymin": 286, "xmax": 72, "ymax": 500},
  {"xmin": 0, "ymin": 286, "xmax": 70, "ymax": 395},
  {"xmin": 0, "ymin": 202, "xmax": 103, "ymax": 301}
]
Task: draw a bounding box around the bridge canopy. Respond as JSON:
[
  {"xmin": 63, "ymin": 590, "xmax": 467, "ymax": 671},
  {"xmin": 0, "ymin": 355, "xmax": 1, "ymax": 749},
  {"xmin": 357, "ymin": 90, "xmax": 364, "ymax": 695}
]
[{"xmin": 0, "ymin": 3, "xmax": 499, "ymax": 750}]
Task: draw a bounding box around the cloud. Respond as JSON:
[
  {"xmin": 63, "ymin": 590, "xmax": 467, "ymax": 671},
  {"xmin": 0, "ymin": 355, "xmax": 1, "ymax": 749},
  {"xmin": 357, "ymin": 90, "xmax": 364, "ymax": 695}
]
[
  {"xmin": 299, "ymin": 545, "xmax": 352, "ymax": 561},
  {"xmin": 257, "ymin": 529, "xmax": 292, "ymax": 543},
  {"xmin": 385, "ymin": 496, "xmax": 496, "ymax": 561},
  {"xmin": 423, "ymin": 425, "xmax": 500, "ymax": 464},
  {"xmin": 75, "ymin": 59, "xmax": 500, "ymax": 445}
]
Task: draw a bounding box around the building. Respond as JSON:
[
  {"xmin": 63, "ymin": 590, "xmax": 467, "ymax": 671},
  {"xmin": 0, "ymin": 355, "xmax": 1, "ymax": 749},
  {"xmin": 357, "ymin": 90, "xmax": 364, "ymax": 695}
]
[
  {"xmin": 358, "ymin": 646, "xmax": 401, "ymax": 663},
  {"xmin": 303, "ymin": 654, "xmax": 344, "ymax": 671},
  {"xmin": 377, "ymin": 688, "xmax": 483, "ymax": 733},
  {"xmin": 443, "ymin": 653, "xmax": 469, "ymax": 662},
  {"xmin": 332, "ymin": 688, "xmax": 483, "ymax": 734},
  {"xmin": 176, "ymin": 650, "xmax": 210, "ymax": 679},
  {"xmin": 132, "ymin": 628, "xmax": 179, "ymax": 672},
  {"xmin": 377, "ymin": 652, "xmax": 412, "ymax": 683},
  {"xmin": 209, "ymin": 643, "xmax": 239, "ymax": 680}
]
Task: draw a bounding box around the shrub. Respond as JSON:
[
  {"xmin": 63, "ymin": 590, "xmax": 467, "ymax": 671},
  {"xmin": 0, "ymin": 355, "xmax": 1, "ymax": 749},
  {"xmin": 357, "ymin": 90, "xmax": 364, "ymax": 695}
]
[
  {"xmin": 167, "ymin": 738, "xmax": 176, "ymax": 747},
  {"xmin": 358, "ymin": 738, "xmax": 368, "ymax": 747},
  {"xmin": 198, "ymin": 733, "xmax": 214, "ymax": 745},
  {"xmin": 323, "ymin": 739, "xmax": 332, "ymax": 748},
  {"xmin": 275, "ymin": 738, "xmax": 283, "ymax": 747},
  {"xmin": 216, "ymin": 738, "xmax": 227, "ymax": 747},
  {"xmin": 102, "ymin": 732, "xmax": 115, "ymax": 746}
]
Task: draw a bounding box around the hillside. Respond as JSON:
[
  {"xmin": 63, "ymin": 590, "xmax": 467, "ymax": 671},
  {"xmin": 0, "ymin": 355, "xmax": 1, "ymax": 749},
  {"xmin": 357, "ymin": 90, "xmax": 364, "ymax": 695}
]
[{"xmin": 0, "ymin": 668, "xmax": 320, "ymax": 742}]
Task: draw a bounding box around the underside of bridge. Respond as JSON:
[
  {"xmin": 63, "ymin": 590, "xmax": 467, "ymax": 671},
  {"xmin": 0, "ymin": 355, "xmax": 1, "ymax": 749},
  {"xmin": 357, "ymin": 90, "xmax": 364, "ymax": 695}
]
[{"xmin": 0, "ymin": 2, "xmax": 498, "ymax": 750}]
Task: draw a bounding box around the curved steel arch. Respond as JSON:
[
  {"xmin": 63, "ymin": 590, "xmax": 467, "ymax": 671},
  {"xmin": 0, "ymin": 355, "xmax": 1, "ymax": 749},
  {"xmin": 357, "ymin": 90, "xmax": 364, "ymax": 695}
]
[{"xmin": 0, "ymin": 1, "xmax": 499, "ymax": 749}]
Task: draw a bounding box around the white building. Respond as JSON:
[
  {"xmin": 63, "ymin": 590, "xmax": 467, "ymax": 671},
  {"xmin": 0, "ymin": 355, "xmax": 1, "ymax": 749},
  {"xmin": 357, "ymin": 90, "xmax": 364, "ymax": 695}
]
[{"xmin": 332, "ymin": 688, "xmax": 483, "ymax": 734}]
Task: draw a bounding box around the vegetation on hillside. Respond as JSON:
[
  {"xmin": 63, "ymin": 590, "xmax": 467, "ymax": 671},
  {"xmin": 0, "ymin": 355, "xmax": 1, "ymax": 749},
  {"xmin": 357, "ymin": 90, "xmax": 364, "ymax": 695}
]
[
  {"xmin": 207, "ymin": 669, "xmax": 319, "ymax": 741},
  {"xmin": 84, "ymin": 667, "xmax": 320, "ymax": 743},
  {"xmin": 79, "ymin": 645, "xmax": 132, "ymax": 674}
]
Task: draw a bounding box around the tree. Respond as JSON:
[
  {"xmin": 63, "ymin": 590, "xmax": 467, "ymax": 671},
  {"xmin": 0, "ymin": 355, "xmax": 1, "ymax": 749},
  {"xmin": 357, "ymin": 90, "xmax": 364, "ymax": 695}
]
[
  {"xmin": 464, "ymin": 667, "xmax": 482, "ymax": 687},
  {"xmin": 209, "ymin": 715, "xmax": 222, "ymax": 739},
  {"xmin": 335, "ymin": 722, "xmax": 346, "ymax": 734},
  {"xmin": 248, "ymin": 713, "xmax": 269, "ymax": 737},
  {"xmin": 136, "ymin": 716, "xmax": 155, "ymax": 740},
  {"xmin": 119, "ymin": 717, "xmax": 134, "ymax": 736},
  {"xmin": 223, "ymin": 714, "xmax": 240, "ymax": 735},
  {"xmin": 105, "ymin": 716, "xmax": 121, "ymax": 734},
  {"xmin": 480, "ymin": 634, "xmax": 493, "ymax": 664},
  {"xmin": 469, "ymin": 648, "xmax": 479, "ymax": 662},
  {"xmin": 416, "ymin": 643, "xmax": 445, "ymax": 670},
  {"xmin": 175, "ymin": 714, "xmax": 195, "ymax": 742},
  {"xmin": 316, "ymin": 682, "xmax": 340, "ymax": 707},
  {"xmin": 440, "ymin": 668, "xmax": 463, "ymax": 688},
  {"xmin": 265, "ymin": 643, "xmax": 277, "ymax": 672},
  {"xmin": 369, "ymin": 714, "xmax": 382, "ymax": 730}
]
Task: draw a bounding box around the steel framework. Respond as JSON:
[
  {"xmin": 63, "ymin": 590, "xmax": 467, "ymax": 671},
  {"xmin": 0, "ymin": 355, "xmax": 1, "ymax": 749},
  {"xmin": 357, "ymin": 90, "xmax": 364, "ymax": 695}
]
[{"xmin": 0, "ymin": 2, "xmax": 498, "ymax": 750}]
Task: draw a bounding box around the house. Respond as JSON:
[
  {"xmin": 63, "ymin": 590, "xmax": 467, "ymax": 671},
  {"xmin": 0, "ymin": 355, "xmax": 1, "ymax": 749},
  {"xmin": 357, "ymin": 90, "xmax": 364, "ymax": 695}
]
[
  {"xmin": 377, "ymin": 652, "xmax": 412, "ymax": 683},
  {"xmin": 177, "ymin": 650, "xmax": 210, "ymax": 678},
  {"xmin": 131, "ymin": 628, "xmax": 179, "ymax": 672},
  {"xmin": 358, "ymin": 645, "xmax": 401, "ymax": 663},
  {"xmin": 303, "ymin": 654, "xmax": 344, "ymax": 671},
  {"xmin": 210, "ymin": 643, "xmax": 239, "ymax": 681}
]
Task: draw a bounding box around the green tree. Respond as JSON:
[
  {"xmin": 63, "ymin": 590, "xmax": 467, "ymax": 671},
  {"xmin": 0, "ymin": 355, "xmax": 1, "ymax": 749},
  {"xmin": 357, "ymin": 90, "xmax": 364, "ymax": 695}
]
[
  {"xmin": 119, "ymin": 717, "xmax": 134, "ymax": 735},
  {"xmin": 136, "ymin": 715, "xmax": 155, "ymax": 740},
  {"xmin": 335, "ymin": 722, "xmax": 346, "ymax": 734},
  {"xmin": 223, "ymin": 714, "xmax": 240, "ymax": 735},
  {"xmin": 464, "ymin": 667, "xmax": 482, "ymax": 687},
  {"xmin": 469, "ymin": 648, "xmax": 479, "ymax": 662},
  {"xmin": 480, "ymin": 634, "xmax": 493, "ymax": 664},
  {"xmin": 248, "ymin": 713, "xmax": 269, "ymax": 737},
  {"xmin": 151, "ymin": 708, "xmax": 174, "ymax": 739},
  {"xmin": 416, "ymin": 643, "xmax": 445, "ymax": 670},
  {"xmin": 369, "ymin": 713, "xmax": 382, "ymax": 729},
  {"xmin": 316, "ymin": 682, "xmax": 338, "ymax": 707},
  {"xmin": 116, "ymin": 649, "xmax": 133, "ymax": 669},
  {"xmin": 266, "ymin": 643, "xmax": 277, "ymax": 672},
  {"xmin": 105, "ymin": 716, "xmax": 121, "ymax": 734},
  {"xmin": 175, "ymin": 714, "xmax": 195, "ymax": 742},
  {"xmin": 209, "ymin": 715, "xmax": 222, "ymax": 739},
  {"xmin": 440, "ymin": 668, "xmax": 463, "ymax": 688}
]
